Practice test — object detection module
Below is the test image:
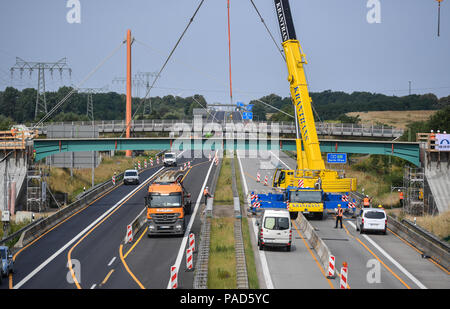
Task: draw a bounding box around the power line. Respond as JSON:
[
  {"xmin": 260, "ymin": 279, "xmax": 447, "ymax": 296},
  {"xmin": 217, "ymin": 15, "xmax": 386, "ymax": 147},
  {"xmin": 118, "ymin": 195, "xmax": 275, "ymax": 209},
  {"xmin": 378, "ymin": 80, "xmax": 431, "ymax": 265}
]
[
  {"xmin": 33, "ymin": 41, "xmax": 124, "ymax": 128},
  {"xmin": 120, "ymin": 0, "xmax": 207, "ymax": 137}
]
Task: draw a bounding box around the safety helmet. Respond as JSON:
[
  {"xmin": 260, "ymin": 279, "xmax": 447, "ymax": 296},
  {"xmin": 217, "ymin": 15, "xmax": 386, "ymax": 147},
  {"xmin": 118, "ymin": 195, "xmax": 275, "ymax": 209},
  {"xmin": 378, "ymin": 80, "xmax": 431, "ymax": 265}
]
[
  {"xmin": 337, "ymin": 204, "xmax": 341, "ymax": 207},
  {"xmin": 378, "ymin": 205, "xmax": 383, "ymax": 208}
]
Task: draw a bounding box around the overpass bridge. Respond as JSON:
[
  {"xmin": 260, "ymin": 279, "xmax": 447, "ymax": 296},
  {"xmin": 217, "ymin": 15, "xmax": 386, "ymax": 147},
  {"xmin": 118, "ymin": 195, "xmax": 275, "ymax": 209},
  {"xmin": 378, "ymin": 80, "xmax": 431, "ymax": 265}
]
[
  {"xmin": 31, "ymin": 120, "xmax": 404, "ymax": 139},
  {"xmin": 33, "ymin": 137, "xmax": 420, "ymax": 166}
]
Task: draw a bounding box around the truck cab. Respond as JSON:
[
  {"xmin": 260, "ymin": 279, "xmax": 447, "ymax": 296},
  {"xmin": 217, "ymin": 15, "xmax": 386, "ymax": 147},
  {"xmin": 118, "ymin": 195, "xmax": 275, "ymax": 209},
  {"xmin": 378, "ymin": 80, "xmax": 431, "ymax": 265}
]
[
  {"xmin": 285, "ymin": 187, "xmax": 324, "ymax": 219},
  {"xmin": 145, "ymin": 171, "xmax": 191, "ymax": 236}
]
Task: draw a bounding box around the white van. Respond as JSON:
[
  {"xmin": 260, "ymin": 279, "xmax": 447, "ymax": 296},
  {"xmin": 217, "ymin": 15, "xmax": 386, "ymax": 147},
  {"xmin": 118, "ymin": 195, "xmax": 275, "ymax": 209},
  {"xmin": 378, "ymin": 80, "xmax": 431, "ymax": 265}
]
[
  {"xmin": 163, "ymin": 152, "xmax": 177, "ymax": 167},
  {"xmin": 257, "ymin": 209, "xmax": 292, "ymax": 251},
  {"xmin": 123, "ymin": 169, "xmax": 140, "ymax": 185},
  {"xmin": 356, "ymin": 208, "xmax": 387, "ymax": 234}
]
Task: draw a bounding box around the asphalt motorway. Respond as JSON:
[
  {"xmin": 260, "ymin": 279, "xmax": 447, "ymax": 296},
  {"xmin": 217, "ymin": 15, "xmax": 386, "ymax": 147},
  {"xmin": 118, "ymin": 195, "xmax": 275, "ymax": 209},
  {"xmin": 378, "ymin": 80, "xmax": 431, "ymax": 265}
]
[
  {"xmin": 111, "ymin": 151, "xmax": 218, "ymax": 289},
  {"xmin": 6, "ymin": 150, "xmax": 217, "ymax": 289},
  {"xmin": 238, "ymin": 149, "xmax": 450, "ymax": 289}
]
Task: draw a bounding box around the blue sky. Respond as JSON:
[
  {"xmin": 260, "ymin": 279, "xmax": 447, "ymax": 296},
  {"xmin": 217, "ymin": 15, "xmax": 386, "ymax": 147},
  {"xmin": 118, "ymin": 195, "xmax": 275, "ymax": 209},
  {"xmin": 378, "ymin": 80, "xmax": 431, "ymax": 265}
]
[{"xmin": 0, "ymin": 0, "xmax": 449, "ymax": 106}]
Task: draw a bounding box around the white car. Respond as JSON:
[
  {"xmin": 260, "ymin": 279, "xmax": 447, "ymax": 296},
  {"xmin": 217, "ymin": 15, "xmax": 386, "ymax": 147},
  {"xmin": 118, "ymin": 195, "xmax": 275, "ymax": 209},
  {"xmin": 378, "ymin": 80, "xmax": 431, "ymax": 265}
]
[
  {"xmin": 123, "ymin": 169, "xmax": 139, "ymax": 185},
  {"xmin": 163, "ymin": 152, "xmax": 177, "ymax": 167},
  {"xmin": 356, "ymin": 208, "xmax": 387, "ymax": 235},
  {"xmin": 257, "ymin": 209, "xmax": 292, "ymax": 251}
]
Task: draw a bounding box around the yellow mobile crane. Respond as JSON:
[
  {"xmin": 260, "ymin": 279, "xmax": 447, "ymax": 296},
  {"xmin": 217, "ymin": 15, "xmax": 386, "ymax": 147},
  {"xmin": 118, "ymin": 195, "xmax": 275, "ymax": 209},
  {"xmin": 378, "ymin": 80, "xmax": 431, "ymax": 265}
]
[{"xmin": 272, "ymin": 0, "xmax": 357, "ymax": 193}]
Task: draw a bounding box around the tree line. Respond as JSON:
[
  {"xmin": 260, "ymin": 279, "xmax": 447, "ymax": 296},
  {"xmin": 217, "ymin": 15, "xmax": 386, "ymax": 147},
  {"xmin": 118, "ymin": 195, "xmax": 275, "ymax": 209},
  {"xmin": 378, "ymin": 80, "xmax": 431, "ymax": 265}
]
[{"xmin": 0, "ymin": 86, "xmax": 448, "ymax": 131}]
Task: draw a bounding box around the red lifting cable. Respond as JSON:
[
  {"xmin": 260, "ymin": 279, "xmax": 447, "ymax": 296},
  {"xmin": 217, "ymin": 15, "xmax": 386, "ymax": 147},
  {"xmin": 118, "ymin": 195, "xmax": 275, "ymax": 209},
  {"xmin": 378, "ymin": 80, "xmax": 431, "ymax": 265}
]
[{"xmin": 227, "ymin": 0, "xmax": 233, "ymax": 105}]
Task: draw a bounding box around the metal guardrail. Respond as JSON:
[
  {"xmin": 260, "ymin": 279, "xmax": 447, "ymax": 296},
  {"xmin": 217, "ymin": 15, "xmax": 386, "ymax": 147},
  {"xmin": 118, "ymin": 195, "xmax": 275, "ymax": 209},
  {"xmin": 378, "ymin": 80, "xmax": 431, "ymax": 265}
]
[
  {"xmin": 6, "ymin": 149, "xmax": 167, "ymax": 250},
  {"xmin": 31, "ymin": 120, "xmax": 404, "ymax": 138},
  {"xmin": 402, "ymin": 219, "xmax": 450, "ymax": 253}
]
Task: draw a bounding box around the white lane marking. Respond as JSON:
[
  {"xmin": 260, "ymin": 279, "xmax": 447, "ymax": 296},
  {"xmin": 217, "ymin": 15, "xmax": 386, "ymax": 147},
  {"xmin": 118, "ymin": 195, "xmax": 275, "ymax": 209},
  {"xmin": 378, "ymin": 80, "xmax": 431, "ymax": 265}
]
[
  {"xmin": 108, "ymin": 257, "xmax": 116, "ymax": 267},
  {"xmin": 269, "ymin": 150, "xmax": 292, "ymax": 169},
  {"xmin": 346, "ymin": 221, "xmax": 427, "ymax": 289},
  {"xmin": 90, "ymin": 284, "xmax": 96, "ymax": 289},
  {"xmin": 13, "ymin": 166, "xmax": 166, "ymax": 289},
  {"xmin": 167, "ymin": 150, "xmax": 217, "ymax": 289},
  {"xmin": 237, "ymin": 150, "xmax": 274, "ymax": 289}
]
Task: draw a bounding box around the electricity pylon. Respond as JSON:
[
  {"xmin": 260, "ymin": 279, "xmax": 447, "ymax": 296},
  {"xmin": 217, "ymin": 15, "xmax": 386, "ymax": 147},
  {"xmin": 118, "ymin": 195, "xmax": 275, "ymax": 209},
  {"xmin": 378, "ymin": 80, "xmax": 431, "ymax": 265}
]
[
  {"xmin": 77, "ymin": 86, "xmax": 109, "ymax": 122},
  {"xmin": 112, "ymin": 71, "xmax": 158, "ymax": 116},
  {"xmin": 10, "ymin": 57, "xmax": 72, "ymax": 119}
]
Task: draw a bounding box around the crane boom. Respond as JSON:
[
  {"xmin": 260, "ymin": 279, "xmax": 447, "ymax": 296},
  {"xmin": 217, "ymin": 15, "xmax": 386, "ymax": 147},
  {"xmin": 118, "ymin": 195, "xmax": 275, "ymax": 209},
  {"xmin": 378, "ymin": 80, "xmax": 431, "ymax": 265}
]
[
  {"xmin": 272, "ymin": 0, "xmax": 356, "ymax": 194},
  {"xmin": 274, "ymin": 0, "xmax": 324, "ymax": 170}
]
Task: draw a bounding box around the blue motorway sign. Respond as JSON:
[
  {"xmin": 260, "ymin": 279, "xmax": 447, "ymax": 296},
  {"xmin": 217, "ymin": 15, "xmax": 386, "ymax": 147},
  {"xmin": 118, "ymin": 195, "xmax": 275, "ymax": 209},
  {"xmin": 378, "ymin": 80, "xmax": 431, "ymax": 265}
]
[
  {"xmin": 242, "ymin": 112, "xmax": 253, "ymax": 120},
  {"xmin": 236, "ymin": 101, "xmax": 244, "ymax": 107},
  {"xmin": 327, "ymin": 153, "xmax": 347, "ymax": 164},
  {"xmin": 246, "ymin": 104, "xmax": 253, "ymax": 111}
]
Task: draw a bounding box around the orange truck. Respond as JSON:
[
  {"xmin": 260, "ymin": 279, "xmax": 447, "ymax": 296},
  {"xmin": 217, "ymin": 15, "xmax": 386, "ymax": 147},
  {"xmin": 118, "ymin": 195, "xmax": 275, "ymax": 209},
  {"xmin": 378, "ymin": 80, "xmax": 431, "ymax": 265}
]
[{"xmin": 145, "ymin": 170, "xmax": 192, "ymax": 236}]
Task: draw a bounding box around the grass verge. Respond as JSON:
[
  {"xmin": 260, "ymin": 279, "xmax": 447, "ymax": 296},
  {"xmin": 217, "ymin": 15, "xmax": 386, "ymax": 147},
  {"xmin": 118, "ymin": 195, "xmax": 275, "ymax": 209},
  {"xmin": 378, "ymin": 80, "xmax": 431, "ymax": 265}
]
[
  {"xmin": 0, "ymin": 219, "xmax": 31, "ymax": 246},
  {"xmin": 208, "ymin": 217, "xmax": 236, "ymax": 288},
  {"xmin": 388, "ymin": 209, "xmax": 450, "ymax": 242},
  {"xmin": 213, "ymin": 157, "xmax": 233, "ymax": 204}
]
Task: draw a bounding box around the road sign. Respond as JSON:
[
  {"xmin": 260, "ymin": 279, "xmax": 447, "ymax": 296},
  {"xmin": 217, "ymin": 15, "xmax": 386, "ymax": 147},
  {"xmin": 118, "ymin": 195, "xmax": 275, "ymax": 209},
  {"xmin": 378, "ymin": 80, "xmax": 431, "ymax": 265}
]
[
  {"xmin": 243, "ymin": 112, "xmax": 253, "ymax": 120},
  {"xmin": 236, "ymin": 101, "xmax": 244, "ymax": 107},
  {"xmin": 327, "ymin": 153, "xmax": 347, "ymax": 164},
  {"xmin": 1, "ymin": 210, "xmax": 10, "ymax": 222},
  {"xmin": 246, "ymin": 104, "xmax": 253, "ymax": 111},
  {"xmin": 436, "ymin": 134, "xmax": 450, "ymax": 151}
]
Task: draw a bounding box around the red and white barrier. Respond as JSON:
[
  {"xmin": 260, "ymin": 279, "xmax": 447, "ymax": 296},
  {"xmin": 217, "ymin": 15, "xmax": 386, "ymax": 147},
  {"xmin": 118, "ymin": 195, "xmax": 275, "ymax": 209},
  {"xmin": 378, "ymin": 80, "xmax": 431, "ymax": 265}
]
[
  {"xmin": 263, "ymin": 175, "xmax": 268, "ymax": 186},
  {"xmin": 286, "ymin": 201, "xmax": 290, "ymax": 210},
  {"xmin": 156, "ymin": 157, "xmax": 159, "ymax": 165},
  {"xmin": 298, "ymin": 179, "xmax": 304, "ymax": 188},
  {"xmin": 144, "ymin": 160, "xmax": 147, "ymax": 168},
  {"xmin": 188, "ymin": 161, "xmax": 191, "ymax": 168},
  {"xmin": 327, "ymin": 255, "xmax": 336, "ymax": 278},
  {"xmin": 214, "ymin": 156, "xmax": 219, "ymax": 166},
  {"xmin": 256, "ymin": 172, "xmax": 260, "ymax": 183},
  {"xmin": 150, "ymin": 158, "xmax": 153, "ymax": 166},
  {"xmin": 348, "ymin": 201, "xmax": 356, "ymax": 209},
  {"xmin": 189, "ymin": 233, "xmax": 195, "ymax": 252},
  {"xmin": 183, "ymin": 162, "xmax": 187, "ymax": 170},
  {"xmin": 126, "ymin": 224, "xmax": 133, "ymax": 243},
  {"xmin": 340, "ymin": 263, "xmax": 348, "ymax": 289},
  {"xmin": 112, "ymin": 173, "xmax": 116, "ymax": 186},
  {"xmin": 186, "ymin": 248, "xmax": 193, "ymax": 271},
  {"xmin": 138, "ymin": 161, "xmax": 141, "ymax": 170},
  {"xmin": 170, "ymin": 265, "xmax": 178, "ymax": 289},
  {"xmin": 341, "ymin": 194, "xmax": 349, "ymax": 202}
]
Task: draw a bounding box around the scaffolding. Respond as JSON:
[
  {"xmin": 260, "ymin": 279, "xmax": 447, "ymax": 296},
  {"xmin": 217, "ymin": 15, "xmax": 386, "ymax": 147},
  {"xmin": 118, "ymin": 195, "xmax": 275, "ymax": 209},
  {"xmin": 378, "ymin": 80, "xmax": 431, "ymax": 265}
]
[
  {"xmin": 403, "ymin": 166, "xmax": 439, "ymax": 216},
  {"xmin": 26, "ymin": 168, "xmax": 46, "ymax": 212}
]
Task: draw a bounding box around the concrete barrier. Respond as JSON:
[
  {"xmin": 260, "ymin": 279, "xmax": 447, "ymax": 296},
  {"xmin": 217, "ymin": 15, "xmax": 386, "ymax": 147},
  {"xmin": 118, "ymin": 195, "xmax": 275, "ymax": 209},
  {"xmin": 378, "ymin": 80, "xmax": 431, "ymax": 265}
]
[
  {"xmin": 124, "ymin": 207, "xmax": 147, "ymax": 243},
  {"xmin": 295, "ymin": 213, "xmax": 333, "ymax": 272},
  {"xmin": 387, "ymin": 215, "xmax": 450, "ymax": 271}
]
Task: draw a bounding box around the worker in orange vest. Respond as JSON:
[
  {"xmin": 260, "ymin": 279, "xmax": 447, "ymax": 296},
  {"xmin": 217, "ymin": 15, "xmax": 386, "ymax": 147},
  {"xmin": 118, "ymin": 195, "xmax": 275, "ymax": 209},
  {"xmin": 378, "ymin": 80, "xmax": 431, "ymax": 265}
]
[
  {"xmin": 398, "ymin": 189, "xmax": 404, "ymax": 207},
  {"xmin": 203, "ymin": 186, "xmax": 211, "ymax": 205},
  {"xmin": 335, "ymin": 204, "xmax": 344, "ymax": 229},
  {"xmin": 363, "ymin": 195, "xmax": 371, "ymax": 208}
]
